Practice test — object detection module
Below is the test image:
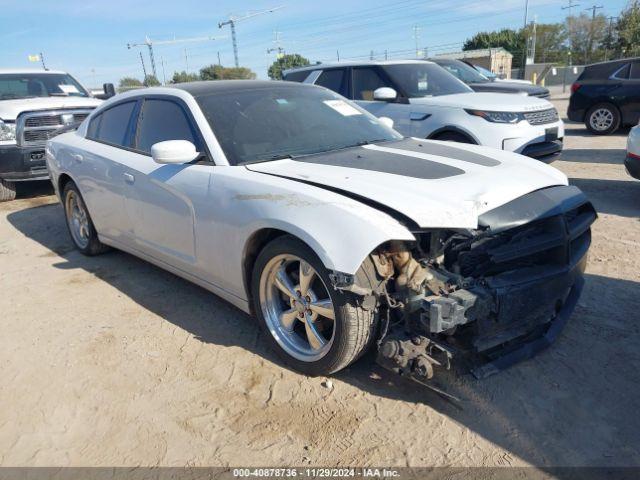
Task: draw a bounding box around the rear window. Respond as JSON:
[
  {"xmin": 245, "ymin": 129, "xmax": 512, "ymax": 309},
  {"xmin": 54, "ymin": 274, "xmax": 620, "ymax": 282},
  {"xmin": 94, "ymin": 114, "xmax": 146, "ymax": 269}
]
[
  {"xmin": 315, "ymin": 69, "xmax": 348, "ymax": 97},
  {"xmin": 283, "ymin": 70, "xmax": 311, "ymax": 82}
]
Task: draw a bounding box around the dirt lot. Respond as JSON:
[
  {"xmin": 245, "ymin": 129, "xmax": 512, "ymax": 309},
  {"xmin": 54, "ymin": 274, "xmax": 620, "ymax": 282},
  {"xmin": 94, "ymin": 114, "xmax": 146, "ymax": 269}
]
[{"xmin": 1, "ymin": 97, "xmax": 639, "ymax": 469}]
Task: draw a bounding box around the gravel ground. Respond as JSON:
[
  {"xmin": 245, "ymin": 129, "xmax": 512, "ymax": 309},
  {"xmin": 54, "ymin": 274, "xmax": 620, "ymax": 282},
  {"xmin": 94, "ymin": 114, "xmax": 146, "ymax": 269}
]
[{"xmin": 1, "ymin": 97, "xmax": 639, "ymax": 468}]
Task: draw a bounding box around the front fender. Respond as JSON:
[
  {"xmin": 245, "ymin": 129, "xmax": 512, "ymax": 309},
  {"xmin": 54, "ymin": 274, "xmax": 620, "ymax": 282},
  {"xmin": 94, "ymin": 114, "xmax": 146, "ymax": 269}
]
[{"xmin": 215, "ymin": 168, "xmax": 416, "ymax": 279}]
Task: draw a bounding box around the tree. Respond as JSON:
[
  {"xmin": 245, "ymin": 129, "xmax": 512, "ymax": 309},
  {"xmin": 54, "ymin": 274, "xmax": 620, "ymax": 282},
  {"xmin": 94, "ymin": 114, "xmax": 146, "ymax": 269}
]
[
  {"xmin": 119, "ymin": 77, "xmax": 143, "ymax": 88},
  {"xmin": 171, "ymin": 71, "xmax": 200, "ymax": 84},
  {"xmin": 463, "ymin": 29, "xmax": 525, "ymax": 67},
  {"xmin": 565, "ymin": 13, "xmax": 608, "ymax": 64},
  {"xmin": 615, "ymin": 0, "xmax": 640, "ymax": 57},
  {"xmin": 143, "ymin": 75, "xmax": 161, "ymax": 87},
  {"xmin": 529, "ymin": 23, "xmax": 567, "ymax": 64},
  {"xmin": 267, "ymin": 53, "xmax": 310, "ymax": 80},
  {"xmin": 199, "ymin": 64, "xmax": 256, "ymax": 80}
]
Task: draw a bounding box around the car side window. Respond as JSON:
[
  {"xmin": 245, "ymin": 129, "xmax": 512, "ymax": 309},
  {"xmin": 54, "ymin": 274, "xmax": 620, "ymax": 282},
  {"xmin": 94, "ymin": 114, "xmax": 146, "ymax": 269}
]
[
  {"xmin": 135, "ymin": 99, "xmax": 200, "ymax": 154},
  {"xmin": 630, "ymin": 63, "xmax": 640, "ymax": 80},
  {"xmin": 352, "ymin": 68, "xmax": 391, "ymax": 101},
  {"xmin": 612, "ymin": 63, "xmax": 631, "ymax": 80},
  {"xmin": 315, "ymin": 69, "xmax": 348, "ymax": 97},
  {"xmin": 87, "ymin": 101, "xmax": 136, "ymax": 147}
]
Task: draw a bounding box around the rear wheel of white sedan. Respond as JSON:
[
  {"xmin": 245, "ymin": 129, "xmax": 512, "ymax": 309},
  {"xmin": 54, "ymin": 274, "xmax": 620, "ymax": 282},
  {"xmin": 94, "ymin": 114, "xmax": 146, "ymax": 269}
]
[
  {"xmin": 252, "ymin": 236, "xmax": 379, "ymax": 376},
  {"xmin": 63, "ymin": 181, "xmax": 109, "ymax": 256}
]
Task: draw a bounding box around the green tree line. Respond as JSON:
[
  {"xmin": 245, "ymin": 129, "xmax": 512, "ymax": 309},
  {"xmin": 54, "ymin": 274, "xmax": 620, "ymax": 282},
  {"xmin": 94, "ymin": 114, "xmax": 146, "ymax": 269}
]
[{"xmin": 463, "ymin": 0, "xmax": 640, "ymax": 67}]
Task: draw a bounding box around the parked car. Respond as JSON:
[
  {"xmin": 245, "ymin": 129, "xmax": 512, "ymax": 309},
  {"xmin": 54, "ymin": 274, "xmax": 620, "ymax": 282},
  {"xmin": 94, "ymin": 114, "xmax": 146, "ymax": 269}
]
[
  {"xmin": 431, "ymin": 58, "xmax": 549, "ymax": 98},
  {"xmin": 0, "ymin": 69, "xmax": 104, "ymax": 201},
  {"xmin": 283, "ymin": 61, "xmax": 564, "ymax": 161},
  {"xmin": 626, "ymin": 123, "xmax": 640, "ymax": 179},
  {"xmin": 47, "ymin": 80, "xmax": 595, "ymax": 384},
  {"xmin": 568, "ymin": 57, "xmax": 640, "ymax": 135},
  {"xmin": 469, "ymin": 63, "xmax": 533, "ymax": 85}
]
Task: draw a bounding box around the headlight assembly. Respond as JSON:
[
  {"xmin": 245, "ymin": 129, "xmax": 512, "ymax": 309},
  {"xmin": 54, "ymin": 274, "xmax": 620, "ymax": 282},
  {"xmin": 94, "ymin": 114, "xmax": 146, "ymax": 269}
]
[
  {"xmin": 465, "ymin": 109, "xmax": 524, "ymax": 124},
  {"xmin": 0, "ymin": 120, "xmax": 17, "ymax": 142}
]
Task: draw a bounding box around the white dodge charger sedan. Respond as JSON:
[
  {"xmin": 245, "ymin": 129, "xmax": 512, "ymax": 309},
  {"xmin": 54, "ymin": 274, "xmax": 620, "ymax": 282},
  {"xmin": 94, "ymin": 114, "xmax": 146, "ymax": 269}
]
[{"xmin": 46, "ymin": 81, "xmax": 595, "ymax": 384}]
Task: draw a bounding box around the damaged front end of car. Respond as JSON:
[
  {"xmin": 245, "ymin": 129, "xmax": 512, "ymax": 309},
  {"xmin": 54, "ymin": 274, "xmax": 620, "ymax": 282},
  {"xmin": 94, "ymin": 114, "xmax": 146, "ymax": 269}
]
[{"xmin": 335, "ymin": 186, "xmax": 597, "ymax": 386}]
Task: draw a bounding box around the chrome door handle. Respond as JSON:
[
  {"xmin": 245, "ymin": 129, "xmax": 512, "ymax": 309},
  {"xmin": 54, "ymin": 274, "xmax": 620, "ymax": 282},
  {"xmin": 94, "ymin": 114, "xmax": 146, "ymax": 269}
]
[
  {"xmin": 71, "ymin": 153, "xmax": 83, "ymax": 162},
  {"xmin": 123, "ymin": 172, "xmax": 135, "ymax": 184}
]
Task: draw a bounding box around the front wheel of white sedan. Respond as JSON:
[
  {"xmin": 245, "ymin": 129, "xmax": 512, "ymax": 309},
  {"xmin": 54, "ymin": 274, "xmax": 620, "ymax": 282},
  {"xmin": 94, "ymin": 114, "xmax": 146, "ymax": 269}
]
[
  {"xmin": 63, "ymin": 181, "xmax": 109, "ymax": 256},
  {"xmin": 252, "ymin": 236, "xmax": 379, "ymax": 376}
]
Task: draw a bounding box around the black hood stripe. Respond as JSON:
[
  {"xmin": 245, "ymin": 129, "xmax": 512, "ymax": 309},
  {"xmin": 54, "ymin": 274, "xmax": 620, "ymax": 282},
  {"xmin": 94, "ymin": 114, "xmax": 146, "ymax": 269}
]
[
  {"xmin": 382, "ymin": 138, "xmax": 501, "ymax": 167},
  {"xmin": 292, "ymin": 145, "xmax": 464, "ymax": 180}
]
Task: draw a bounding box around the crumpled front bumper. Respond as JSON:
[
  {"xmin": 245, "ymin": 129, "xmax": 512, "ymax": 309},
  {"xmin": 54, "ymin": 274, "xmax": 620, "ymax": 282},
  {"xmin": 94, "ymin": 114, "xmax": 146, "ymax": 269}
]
[{"xmin": 470, "ymin": 256, "xmax": 587, "ymax": 378}]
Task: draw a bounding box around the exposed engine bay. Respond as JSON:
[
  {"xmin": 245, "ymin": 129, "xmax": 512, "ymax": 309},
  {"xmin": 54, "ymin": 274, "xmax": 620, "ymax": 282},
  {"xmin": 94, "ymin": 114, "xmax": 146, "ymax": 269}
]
[{"xmin": 334, "ymin": 186, "xmax": 597, "ymax": 389}]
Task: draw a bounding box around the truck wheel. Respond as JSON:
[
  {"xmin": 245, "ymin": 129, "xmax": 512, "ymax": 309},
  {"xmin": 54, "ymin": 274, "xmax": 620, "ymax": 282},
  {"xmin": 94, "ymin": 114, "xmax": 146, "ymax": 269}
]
[
  {"xmin": 585, "ymin": 103, "xmax": 620, "ymax": 135},
  {"xmin": 252, "ymin": 235, "xmax": 379, "ymax": 376},
  {"xmin": 0, "ymin": 179, "xmax": 16, "ymax": 202},
  {"xmin": 62, "ymin": 181, "xmax": 109, "ymax": 256}
]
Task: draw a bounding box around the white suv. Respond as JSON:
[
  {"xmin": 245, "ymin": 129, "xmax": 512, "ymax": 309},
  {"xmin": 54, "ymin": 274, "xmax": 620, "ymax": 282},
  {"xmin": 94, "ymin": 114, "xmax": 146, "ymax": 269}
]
[{"xmin": 283, "ymin": 60, "xmax": 564, "ymax": 160}]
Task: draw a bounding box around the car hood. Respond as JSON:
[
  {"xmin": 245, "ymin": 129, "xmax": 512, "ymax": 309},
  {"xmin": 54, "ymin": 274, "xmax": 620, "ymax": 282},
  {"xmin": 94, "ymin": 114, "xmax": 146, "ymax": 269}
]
[
  {"xmin": 0, "ymin": 96, "xmax": 102, "ymax": 121},
  {"xmin": 468, "ymin": 81, "xmax": 549, "ymax": 97},
  {"xmin": 245, "ymin": 138, "xmax": 568, "ymax": 229},
  {"xmin": 409, "ymin": 92, "xmax": 552, "ymax": 112}
]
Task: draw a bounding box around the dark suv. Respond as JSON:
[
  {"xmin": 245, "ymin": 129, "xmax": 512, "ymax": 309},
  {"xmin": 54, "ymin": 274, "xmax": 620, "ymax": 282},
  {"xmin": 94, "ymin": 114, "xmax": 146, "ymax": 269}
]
[{"xmin": 568, "ymin": 58, "xmax": 640, "ymax": 135}]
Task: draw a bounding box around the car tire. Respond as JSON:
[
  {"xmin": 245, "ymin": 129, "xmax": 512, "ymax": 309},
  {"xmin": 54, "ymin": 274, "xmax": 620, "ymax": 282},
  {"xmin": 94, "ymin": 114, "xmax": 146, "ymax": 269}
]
[
  {"xmin": 62, "ymin": 181, "xmax": 109, "ymax": 256},
  {"xmin": 432, "ymin": 131, "xmax": 474, "ymax": 144},
  {"xmin": 585, "ymin": 103, "xmax": 621, "ymax": 135},
  {"xmin": 0, "ymin": 178, "xmax": 16, "ymax": 202},
  {"xmin": 251, "ymin": 235, "xmax": 380, "ymax": 376}
]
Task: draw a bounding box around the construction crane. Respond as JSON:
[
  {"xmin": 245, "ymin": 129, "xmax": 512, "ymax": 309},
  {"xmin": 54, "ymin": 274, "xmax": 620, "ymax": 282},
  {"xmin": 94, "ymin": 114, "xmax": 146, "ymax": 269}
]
[
  {"xmin": 127, "ymin": 34, "xmax": 225, "ymax": 79},
  {"xmin": 219, "ymin": 6, "xmax": 284, "ymax": 68}
]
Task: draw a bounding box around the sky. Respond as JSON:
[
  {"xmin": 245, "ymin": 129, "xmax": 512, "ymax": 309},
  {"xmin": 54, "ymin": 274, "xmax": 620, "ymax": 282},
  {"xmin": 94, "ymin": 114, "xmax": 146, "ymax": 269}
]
[{"xmin": 0, "ymin": 0, "xmax": 632, "ymax": 87}]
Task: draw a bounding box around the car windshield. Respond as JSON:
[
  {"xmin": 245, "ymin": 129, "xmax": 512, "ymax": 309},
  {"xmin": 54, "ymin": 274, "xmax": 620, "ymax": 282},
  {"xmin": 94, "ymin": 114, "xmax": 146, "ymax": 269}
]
[
  {"xmin": 382, "ymin": 63, "xmax": 473, "ymax": 98},
  {"xmin": 0, "ymin": 73, "xmax": 89, "ymax": 100},
  {"xmin": 473, "ymin": 65, "xmax": 497, "ymax": 79},
  {"xmin": 436, "ymin": 60, "xmax": 490, "ymax": 84},
  {"xmin": 196, "ymin": 85, "xmax": 402, "ymax": 165}
]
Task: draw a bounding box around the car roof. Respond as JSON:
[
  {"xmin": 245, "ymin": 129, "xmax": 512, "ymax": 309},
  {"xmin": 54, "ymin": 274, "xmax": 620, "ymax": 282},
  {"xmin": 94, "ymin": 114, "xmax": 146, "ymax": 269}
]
[
  {"xmin": 169, "ymin": 79, "xmax": 315, "ymax": 97},
  {"xmin": 284, "ymin": 59, "xmax": 435, "ymax": 75},
  {"xmin": 0, "ymin": 69, "xmax": 69, "ymax": 75}
]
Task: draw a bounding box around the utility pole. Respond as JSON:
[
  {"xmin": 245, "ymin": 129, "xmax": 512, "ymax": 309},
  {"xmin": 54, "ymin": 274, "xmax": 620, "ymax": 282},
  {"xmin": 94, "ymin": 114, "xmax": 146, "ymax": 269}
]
[
  {"xmin": 585, "ymin": 5, "xmax": 603, "ymax": 63},
  {"xmin": 139, "ymin": 52, "xmax": 147, "ymax": 79},
  {"xmin": 413, "ymin": 25, "xmax": 421, "ymax": 58},
  {"xmin": 604, "ymin": 16, "xmax": 617, "ymax": 61},
  {"xmin": 267, "ymin": 30, "xmax": 285, "ymax": 58},
  {"xmin": 219, "ymin": 6, "xmax": 284, "ymax": 68},
  {"xmin": 160, "ymin": 56, "xmax": 167, "ymax": 85},
  {"xmin": 562, "ymin": 0, "xmax": 580, "ymax": 69},
  {"xmin": 217, "ymin": 51, "xmax": 222, "ymax": 66},
  {"xmin": 184, "ymin": 49, "xmax": 189, "ymax": 72},
  {"xmin": 526, "ymin": 17, "xmax": 537, "ymax": 65},
  {"xmin": 521, "ymin": 0, "xmax": 529, "ymax": 79}
]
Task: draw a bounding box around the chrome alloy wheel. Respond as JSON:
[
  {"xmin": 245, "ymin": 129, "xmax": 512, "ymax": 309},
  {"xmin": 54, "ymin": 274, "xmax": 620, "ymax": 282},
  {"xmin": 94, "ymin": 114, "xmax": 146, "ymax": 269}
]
[
  {"xmin": 259, "ymin": 254, "xmax": 336, "ymax": 362},
  {"xmin": 589, "ymin": 108, "xmax": 614, "ymax": 132},
  {"xmin": 65, "ymin": 189, "xmax": 90, "ymax": 249}
]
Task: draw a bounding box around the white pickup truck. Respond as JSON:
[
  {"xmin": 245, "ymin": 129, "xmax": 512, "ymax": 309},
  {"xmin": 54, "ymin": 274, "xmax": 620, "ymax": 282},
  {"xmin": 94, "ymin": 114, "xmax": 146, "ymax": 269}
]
[{"xmin": 0, "ymin": 69, "xmax": 109, "ymax": 201}]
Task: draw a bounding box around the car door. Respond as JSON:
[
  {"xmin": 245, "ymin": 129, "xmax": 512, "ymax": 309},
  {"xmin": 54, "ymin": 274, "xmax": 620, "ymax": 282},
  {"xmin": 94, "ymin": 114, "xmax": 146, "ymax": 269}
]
[
  {"xmin": 118, "ymin": 96, "xmax": 212, "ymax": 272},
  {"xmin": 78, "ymin": 100, "xmax": 138, "ymax": 243},
  {"xmin": 349, "ymin": 66, "xmax": 413, "ymax": 135}
]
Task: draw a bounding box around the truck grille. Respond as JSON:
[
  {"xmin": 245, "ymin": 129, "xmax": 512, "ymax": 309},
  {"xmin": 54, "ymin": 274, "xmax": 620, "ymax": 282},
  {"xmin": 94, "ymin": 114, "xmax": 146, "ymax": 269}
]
[
  {"xmin": 523, "ymin": 108, "xmax": 559, "ymax": 125},
  {"xmin": 17, "ymin": 109, "xmax": 94, "ymax": 147}
]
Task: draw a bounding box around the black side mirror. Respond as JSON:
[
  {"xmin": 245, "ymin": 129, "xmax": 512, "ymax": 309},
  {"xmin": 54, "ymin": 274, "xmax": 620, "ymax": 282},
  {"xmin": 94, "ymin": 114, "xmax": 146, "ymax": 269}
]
[{"xmin": 103, "ymin": 83, "xmax": 116, "ymax": 99}]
